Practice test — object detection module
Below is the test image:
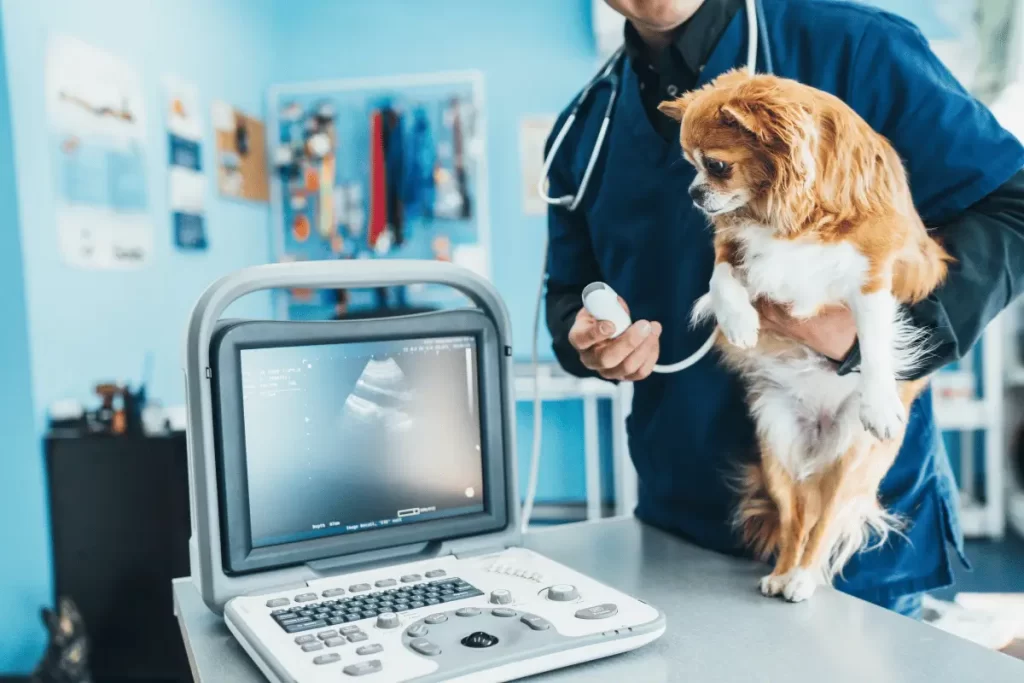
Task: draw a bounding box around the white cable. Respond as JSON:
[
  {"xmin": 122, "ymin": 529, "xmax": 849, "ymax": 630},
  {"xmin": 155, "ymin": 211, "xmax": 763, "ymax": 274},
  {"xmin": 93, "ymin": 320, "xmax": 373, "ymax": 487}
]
[
  {"xmin": 652, "ymin": 327, "xmax": 717, "ymax": 373},
  {"xmin": 521, "ymin": 236, "xmax": 548, "ymax": 533}
]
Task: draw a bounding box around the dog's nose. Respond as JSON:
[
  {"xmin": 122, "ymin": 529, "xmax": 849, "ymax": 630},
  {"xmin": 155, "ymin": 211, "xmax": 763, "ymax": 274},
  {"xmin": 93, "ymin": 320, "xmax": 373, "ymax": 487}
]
[{"xmin": 688, "ymin": 184, "xmax": 706, "ymax": 204}]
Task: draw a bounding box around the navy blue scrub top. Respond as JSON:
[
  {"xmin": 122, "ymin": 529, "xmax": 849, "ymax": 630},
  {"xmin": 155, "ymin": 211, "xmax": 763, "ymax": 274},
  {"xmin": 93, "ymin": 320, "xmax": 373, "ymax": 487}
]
[{"xmin": 546, "ymin": 0, "xmax": 1024, "ymax": 603}]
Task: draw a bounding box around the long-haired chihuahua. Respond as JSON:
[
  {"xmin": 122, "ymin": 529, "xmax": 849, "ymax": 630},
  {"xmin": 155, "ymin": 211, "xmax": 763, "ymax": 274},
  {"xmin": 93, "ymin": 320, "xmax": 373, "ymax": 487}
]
[{"xmin": 658, "ymin": 71, "xmax": 950, "ymax": 602}]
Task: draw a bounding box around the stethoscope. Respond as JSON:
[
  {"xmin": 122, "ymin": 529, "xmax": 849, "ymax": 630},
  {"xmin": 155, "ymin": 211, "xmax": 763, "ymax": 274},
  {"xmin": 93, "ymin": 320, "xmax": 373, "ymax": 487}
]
[
  {"xmin": 536, "ymin": 0, "xmax": 772, "ymax": 374},
  {"xmin": 521, "ymin": 0, "xmax": 774, "ymax": 532}
]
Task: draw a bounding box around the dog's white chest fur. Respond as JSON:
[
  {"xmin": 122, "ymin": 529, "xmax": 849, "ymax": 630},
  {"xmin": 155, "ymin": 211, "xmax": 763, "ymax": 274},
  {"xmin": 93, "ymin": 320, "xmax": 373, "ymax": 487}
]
[{"xmin": 735, "ymin": 226, "xmax": 868, "ymax": 317}]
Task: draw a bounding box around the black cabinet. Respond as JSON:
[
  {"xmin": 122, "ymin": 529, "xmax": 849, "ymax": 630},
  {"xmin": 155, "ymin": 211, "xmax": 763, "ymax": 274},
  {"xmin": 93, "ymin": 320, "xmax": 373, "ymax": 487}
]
[{"xmin": 45, "ymin": 433, "xmax": 192, "ymax": 682}]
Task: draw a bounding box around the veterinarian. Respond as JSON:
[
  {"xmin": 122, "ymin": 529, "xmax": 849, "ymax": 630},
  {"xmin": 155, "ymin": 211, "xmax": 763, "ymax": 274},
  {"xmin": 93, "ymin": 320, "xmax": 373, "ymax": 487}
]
[{"xmin": 545, "ymin": 0, "xmax": 1024, "ymax": 618}]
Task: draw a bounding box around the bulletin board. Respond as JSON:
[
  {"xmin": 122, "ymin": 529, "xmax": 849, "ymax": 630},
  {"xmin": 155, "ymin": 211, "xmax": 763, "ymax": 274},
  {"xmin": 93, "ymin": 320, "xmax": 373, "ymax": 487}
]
[
  {"xmin": 267, "ymin": 71, "xmax": 489, "ymax": 320},
  {"xmin": 213, "ymin": 101, "xmax": 270, "ymax": 202}
]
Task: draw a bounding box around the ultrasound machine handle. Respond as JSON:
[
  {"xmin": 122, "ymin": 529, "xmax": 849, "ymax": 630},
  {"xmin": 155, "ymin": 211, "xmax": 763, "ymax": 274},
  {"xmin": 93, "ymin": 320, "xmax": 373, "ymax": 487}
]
[{"xmin": 183, "ymin": 261, "xmax": 519, "ymax": 613}]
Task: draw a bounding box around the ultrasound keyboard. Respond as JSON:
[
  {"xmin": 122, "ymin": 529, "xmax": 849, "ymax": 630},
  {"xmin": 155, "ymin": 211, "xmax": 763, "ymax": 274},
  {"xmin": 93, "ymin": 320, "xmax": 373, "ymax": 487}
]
[{"xmin": 269, "ymin": 573, "xmax": 484, "ymax": 634}]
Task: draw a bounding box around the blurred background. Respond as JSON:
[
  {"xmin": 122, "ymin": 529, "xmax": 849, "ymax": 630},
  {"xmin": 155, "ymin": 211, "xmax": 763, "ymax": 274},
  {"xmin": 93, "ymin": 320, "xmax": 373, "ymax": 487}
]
[{"xmin": 1, "ymin": 0, "xmax": 1024, "ymax": 680}]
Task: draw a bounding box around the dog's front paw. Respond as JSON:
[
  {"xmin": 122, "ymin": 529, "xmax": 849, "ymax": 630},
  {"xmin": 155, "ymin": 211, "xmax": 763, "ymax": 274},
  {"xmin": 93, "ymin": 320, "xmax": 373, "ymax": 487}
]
[
  {"xmin": 859, "ymin": 380, "xmax": 905, "ymax": 441},
  {"xmin": 782, "ymin": 568, "xmax": 818, "ymax": 603},
  {"xmin": 717, "ymin": 298, "xmax": 760, "ymax": 349},
  {"xmin": 759, "ymin": 572, "xmax": 788, "ymax": 597}
]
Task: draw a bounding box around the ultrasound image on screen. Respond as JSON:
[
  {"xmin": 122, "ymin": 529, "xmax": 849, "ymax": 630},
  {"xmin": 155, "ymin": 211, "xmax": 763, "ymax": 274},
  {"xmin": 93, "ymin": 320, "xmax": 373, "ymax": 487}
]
[{"xmin": 240, "ymin": 336, "xmax": 485, "ymax": 548}]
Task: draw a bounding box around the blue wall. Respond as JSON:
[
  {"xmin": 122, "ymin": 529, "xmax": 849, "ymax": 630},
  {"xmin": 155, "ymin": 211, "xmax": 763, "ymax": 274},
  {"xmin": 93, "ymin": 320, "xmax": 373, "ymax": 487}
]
[
  {"xmin": 0, "ymin": 9, "xmax": 44, "ymax": 674},
  {"xmin": 0, "ymin": 0, "xmax": 278, "ymax": 672}
]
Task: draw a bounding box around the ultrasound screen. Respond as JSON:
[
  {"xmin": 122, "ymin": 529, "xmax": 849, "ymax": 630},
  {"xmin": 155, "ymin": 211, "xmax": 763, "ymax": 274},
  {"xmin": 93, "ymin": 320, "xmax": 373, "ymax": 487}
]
[{"xmin": 240, "ymin": 336, "xmax": 486, "ymax": 548}]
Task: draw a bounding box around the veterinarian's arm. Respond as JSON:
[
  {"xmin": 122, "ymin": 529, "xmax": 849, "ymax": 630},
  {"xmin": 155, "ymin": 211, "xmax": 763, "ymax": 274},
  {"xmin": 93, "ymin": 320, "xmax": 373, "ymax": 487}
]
[
  {"xmin": 544, "ymin": 113, "xmax": 606, "ymax": 379},
  {"xmin": 834, "ymin": 16, "xmax": 1024, "ymax": 378}
]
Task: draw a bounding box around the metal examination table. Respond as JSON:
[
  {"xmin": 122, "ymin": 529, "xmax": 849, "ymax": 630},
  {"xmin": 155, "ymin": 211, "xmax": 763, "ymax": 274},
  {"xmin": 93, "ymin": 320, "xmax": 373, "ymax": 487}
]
[{"xmin": 173, "ymin": 517, "xmax": 1024, "ymax": 682}]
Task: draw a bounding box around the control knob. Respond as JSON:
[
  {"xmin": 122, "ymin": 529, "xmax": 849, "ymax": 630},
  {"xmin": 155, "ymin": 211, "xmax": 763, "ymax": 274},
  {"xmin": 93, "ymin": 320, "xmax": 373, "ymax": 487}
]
[
  {"xmin": 547, "ymin": 584, "xmax": 579, "ymax": 602},
  {"xmin": 376, "ymin": 612, "xmax": 399, "ymax": 629},
  {"xmin": 489, "ymin": 589, "xmax": 512, "ymax": 605}
]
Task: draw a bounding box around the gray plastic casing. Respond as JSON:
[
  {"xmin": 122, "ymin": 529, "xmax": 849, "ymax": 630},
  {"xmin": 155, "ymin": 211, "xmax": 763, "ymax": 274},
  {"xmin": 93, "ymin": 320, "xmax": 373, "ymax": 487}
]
[{"xmin": 183, "ymin": 261, "xmax": 522, "ymax": 613}]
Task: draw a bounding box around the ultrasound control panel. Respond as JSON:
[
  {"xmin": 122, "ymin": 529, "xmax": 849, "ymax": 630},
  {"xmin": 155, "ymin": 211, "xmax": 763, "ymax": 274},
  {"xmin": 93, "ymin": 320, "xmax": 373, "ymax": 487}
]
[{"xmin": 224, "ymin": 547, "xmax": 665, "ymax": 682}]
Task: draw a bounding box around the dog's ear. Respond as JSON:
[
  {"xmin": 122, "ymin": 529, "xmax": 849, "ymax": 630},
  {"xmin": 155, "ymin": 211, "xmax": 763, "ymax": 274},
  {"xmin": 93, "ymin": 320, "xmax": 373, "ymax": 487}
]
[
  {"xmin": 657, "ymin": 90, "xmax": 698, "ymax": 121},
  {"xmin": 720, "ymin": 98, "xmax": 812, "ymax": 147},
  {"xmin": 723, "ymin": 97, "xmax": 818, "ymax": 189}
]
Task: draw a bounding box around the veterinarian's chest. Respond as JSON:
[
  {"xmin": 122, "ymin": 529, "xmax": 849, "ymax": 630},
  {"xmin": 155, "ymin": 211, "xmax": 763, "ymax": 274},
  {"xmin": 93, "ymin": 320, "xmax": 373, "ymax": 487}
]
[{"xmin": 734, "ymin": 230, "xmax": 868, "ymax": 310}]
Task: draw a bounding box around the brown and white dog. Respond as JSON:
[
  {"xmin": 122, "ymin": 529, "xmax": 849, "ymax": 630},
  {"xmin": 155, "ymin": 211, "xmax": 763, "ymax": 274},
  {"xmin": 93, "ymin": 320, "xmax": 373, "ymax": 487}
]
[{"xmin": 657, "ymin": 71, "xmax": 950, "ymax": 602}]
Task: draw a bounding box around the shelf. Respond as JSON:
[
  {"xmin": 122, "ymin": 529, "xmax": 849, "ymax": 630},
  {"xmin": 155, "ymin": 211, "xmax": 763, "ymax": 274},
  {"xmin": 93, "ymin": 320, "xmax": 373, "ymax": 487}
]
[{"xmin": 934, "ymin": 398, "xmax": 994, "ymax": 432}]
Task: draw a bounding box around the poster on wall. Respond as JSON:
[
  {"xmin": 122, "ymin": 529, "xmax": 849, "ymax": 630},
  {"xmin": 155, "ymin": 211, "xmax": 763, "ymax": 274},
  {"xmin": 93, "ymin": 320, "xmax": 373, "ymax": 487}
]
[
  {"xmin": 166, "ymin": 78, "xmax": 206, "ymax": 250},
  {"xmin": 268, "ymin": 71, "xmax": 489, "ymax": 319},
  {"xmin": 45, "ymin": 35, "xmax": 151, "ymax": 269},
  {"xmin": 213, "ymin": 101, "xmax": 269, "ymax": 202},
  {"xmin": 519, "ymin": 116, "xmax": 556, "ymax": 216}
]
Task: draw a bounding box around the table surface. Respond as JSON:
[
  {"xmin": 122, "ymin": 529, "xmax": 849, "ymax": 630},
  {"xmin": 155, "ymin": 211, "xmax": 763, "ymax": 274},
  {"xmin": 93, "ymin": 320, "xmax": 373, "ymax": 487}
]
[{"xmin": 173, "ymin": 517, "xmax": 1024, "ymax": 682}]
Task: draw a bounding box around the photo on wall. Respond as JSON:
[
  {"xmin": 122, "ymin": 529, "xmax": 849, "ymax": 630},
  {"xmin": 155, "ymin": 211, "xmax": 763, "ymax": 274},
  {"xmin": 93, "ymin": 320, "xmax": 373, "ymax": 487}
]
[
  {"xmin": 268, "ymin": 71, "xmax": 489, "ymax": 320},
  {"xmin": 213, "ymin": 101, "xmax": 269, "ymax": 203},
  {"xmin": 166, "ymin": 78, "xmax": 206, "ymax": 250},
  {"xmin": 45, "ymin": 35, "xmax": 151, "ymax": 270}
]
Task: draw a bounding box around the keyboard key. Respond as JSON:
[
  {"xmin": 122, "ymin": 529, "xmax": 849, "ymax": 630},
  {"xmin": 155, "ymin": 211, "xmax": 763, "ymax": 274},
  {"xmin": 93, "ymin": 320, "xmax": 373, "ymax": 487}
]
[
  {"xmin": 361, "ymin": 611, "xmax": 377, "ymax": 619},
  {"xmin": 348, "ymin": 632, "xmax": 369, "ymax": 643},
  {"xmin": 426, "ymin": 598, "xmax": 441, "ymax": 606},
  {"xmin": 325, "ymin": 637, "xmax": 346, "ymax": 647},
  {"xmin": 313, "ymin": 653, "xmax": 341, "ymax": 665},
  {"xmin": 317, "ymin": 630, "xmax": 338, "ymax": 640},
  {"xmin": 492, "ymin": 608, "xmax": 517, "ymax": 618},
  {"xmin": 295, "ymin": 635, "xmax": 315, "ymax": 644},
  {"xmin": 356, "ymin": 643, "xmax": 383, "ymax": 655},
  {"xmin": 521, "ymin": 615, "xmax": 551, "ymax": 631},
  {"xmin": 301, "ymin": 642, "xmax": 324, "ymax": 652},
  {"xmin": 278, "ymin": 616, "xmax": 310, "ymax": 627},
  {"xmin": 266, "ymin": 598, "xmax": 289, "ymax": 608},
  {"xmin": 322, "ymin": 588, "xmax": 346, "ymax": 598},
  {"xmin": 349, "ymin": 583, "xmax": 371, "ymax": 592},
  {"xmin": 285, "ymin": 619, "xmax": 327, "ymax": 634},
  {"xmin": 340, "ymin": 625, "xmax": 362, "ymax": 635},
  {"xmin": 401, "ymin": 574, "xmax": 422, "ymax": 583},
  {"xmin": 441, "ymin": 589, "xmax": 484, "ymax": 603},
  {"xmin": 298, "ymin": 610, "xmax": 315, "ymax": 618},
  {"xmin": 375, "ymin": 578, "xmax": 396, "ymax": 588},
  {"xmin": 409, "ymin": 638, "xmax": 442, "ymax": 656},
  {"xmin": 327, "ymin": 617, "xmax": 345, "ymax": 626},
  {"xmin": 406, "ymin": 624, "xmax": 428, "ymax": 638},
  {"xmin": 424, "ymin": 613, "xmax": 448, "ymax": 625},
  {"xmin": 425, "ymin": 569, "xmax": 446, "ymax": 578},
  {"xmin": 295, "ymin": 593, "xmax": 317, "ymax": 603},
  {"xmin": 456, "ymin": 607, "xmax": 480, "ymax": 617},
  {"xmin": 343, "ymin": 614, "xmax": 361, "ymax": 622},
  {"xmin": 410, "ymin": 601, "xmax": 425, "ymax": 609},
  {"xmin": 344, "ymin": 660, "xmax": 383, "ymax": 676},
  {"xmin": 270, "ymin": 609, "xmax": 289, "ymax": 616}
]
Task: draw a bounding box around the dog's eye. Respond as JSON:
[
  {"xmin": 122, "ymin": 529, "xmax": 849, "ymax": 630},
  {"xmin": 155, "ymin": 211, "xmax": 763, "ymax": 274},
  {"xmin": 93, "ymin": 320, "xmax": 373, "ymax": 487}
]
[{"xmin": 706, "ymin": 159, "xmax": 729, "ymax": 178}]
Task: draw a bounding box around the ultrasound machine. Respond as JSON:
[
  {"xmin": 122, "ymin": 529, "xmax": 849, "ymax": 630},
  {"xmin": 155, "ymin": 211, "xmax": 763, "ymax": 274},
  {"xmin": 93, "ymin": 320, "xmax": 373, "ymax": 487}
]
[{"xmin": 183, "ymin": 261, "xmax": 665, "ymax": 682}]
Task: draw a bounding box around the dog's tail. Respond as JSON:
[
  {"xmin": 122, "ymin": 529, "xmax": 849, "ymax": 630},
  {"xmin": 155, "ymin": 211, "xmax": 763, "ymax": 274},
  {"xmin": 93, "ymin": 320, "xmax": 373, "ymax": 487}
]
[
  {"xmin": 731, "ymin": 462, "xmax": 780, "ymax": 561},
  {"xmin": 731, "ymin": 463, "xmax": 904, "ymax": 579}
]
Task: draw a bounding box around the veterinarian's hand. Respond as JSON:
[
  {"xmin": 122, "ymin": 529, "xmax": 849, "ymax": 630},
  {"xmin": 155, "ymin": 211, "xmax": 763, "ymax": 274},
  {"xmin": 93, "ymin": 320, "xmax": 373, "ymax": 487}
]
[
  {"xmin": 761, "ymin": 303, "xmax": 857, "ymax": 363},
  {"xmin": 569, "ymin": 299, "xmax": 663, "ymax": 381}
]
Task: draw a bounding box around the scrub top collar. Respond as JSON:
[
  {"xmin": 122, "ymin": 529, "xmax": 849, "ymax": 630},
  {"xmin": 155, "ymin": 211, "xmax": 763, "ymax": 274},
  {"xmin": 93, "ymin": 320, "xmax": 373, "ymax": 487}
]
[{"xmin": 622, "ymin": 0, "xmax": 744, "ymax": 82}]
